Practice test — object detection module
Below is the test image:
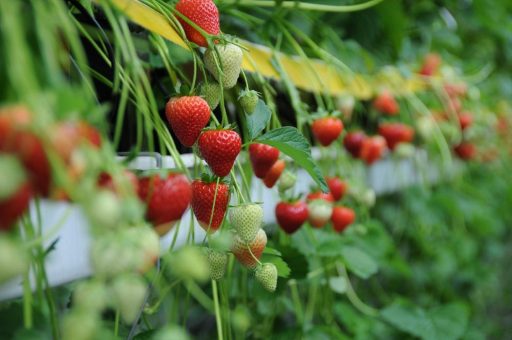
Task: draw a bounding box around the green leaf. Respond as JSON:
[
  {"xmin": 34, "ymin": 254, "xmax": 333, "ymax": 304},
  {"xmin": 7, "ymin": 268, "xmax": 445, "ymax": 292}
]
[
  {"xmin": 328, "ymin": 276, "xmax": 347, "ymax": 294},
  {"xmin": 262, "ymin": 247, "xmax": 282, "ymax": 256},
  {"xmin": 340, "ymin": 246, "xmax": 378, "ymax": 279},
  {"xmin": 381, "ymin": 301, "xmax": 469, "ymax": 340},
  {"xmin": 256, "ymin": 126, "xmax": 328, "ymax": 192},
  {"xmin": 260, "ymin": 254, "xmax": 291, "ymax": 278},
  {"xmin": 246, "ymin": 100, "xmax": 271, "ymax": 140}
]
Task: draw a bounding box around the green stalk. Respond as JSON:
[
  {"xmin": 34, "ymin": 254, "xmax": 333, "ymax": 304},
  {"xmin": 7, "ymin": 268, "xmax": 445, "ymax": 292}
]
[
  {"xmin": 223, "ymin": 0, "xmax": 385, "ymax": 12},
  {"xmin": 212, "ymin": 280, "xmax": 224, "ymax": 340}
]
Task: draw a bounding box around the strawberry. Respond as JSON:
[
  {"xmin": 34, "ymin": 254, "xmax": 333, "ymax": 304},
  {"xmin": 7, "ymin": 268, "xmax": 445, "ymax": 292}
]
[
  {"xmin": 204, "ymin": 43, "xmax": 243, "ymax": 89},
  {"xmin": 165, "ymin": 96, "xmax": 211, "ymax": 147},
  {"xmin": 453, "ymin": 142, "xmax": 476, "ymax": 160},
  {"xmin": 359, "ymin": 136, "xmax": 387, "ymax": 165},
  {"xmin": 98, "ymin": 170, "xmax": 139, "ymax": 195},
  {"xmin": 138, "ymin": 173, "xmax": 192, "ymax": 236},
  {"xmin": 201, "ymin": 82, "xmax": 221, "ymax": 110},
  {"xmin": 0, "ymin": 156, "xmax": 32, "ymax": 232},
  {"xmin": 419, "ymin": 53, "xmax": 441, "ymax": 77},
  {"xmin": 306, "ymin": 191, "xmax": 335, "ymax": 203},
  {"xmin": 336, "ymin": 95, "xmax": 355, "ymax": 118},
  {"xmin": 444, "ymin": 83, "xmax": 467, "ymax": 98},
  {"xmin": 448, "ymin": 97, "xmax": 462, "ymax": 113},
  {"xmin": 175, "ymin": 0, "xmax": 220, "ymax": 47},
  {"xmin": 395, "ymin": 143, "xmax": 415, "ymax": 159},
  {"xmin": 373, "ymin": 90, "xmax": 399, "ymax": 115},
  {"xmin": 458, "ymin": 112, "xmax": 473, "ymax": 131},
  {"xmin": 51, "ymin": 121, "xmax": 101, "ymax": 163},
  {"xmin": 204, "ymin": 248, "xmax": 228, "ymax": 280},
  {"xmin": 378, "ymin": 122, "xmax": 415, "ymax": 150},
  {"xmin": 111, "ymin": 274, "xmax": 147, "ymax": 324},
  {"xmin": 198, "ymin": 129, "xmax": 241, "ymax": 177},
  {"xmin": 311, "ymin": 117, "xmax": 344, "ymax": 147},
  {"xmin": 229, "ymin": 203, "xmax": 263, "ymax": 243},
  {"xmin": 331, "ymin": 206, "xmax": 355, "ymax": 233},
  {"xmin": 262, "ymin": 159, "xmax": 285, "ymax": 188},
  {"xmin": 239, "ymin": 90, "xmax": 259, "ymax": 114},
  {"xmin": 326, "ymin": 176, "xmax": 347, "ymax": 201},
  {"xmin": 191, "ymin": 179, "xmax": 230, "ymax": 232},
  {"xmin": 343, "ymin": 131, "xmax": 367, "ymax": 158},
  {"xmin": 278, "ymin": 170, "xmax": 297, "ymax": 192},
  {"xmin": 308, "ymin": 199, "xmax": 333, "ymax": 228},
  {"xmin": 0, "ymin": 236, "xmax": 29, "ymax": 283},
  {"xmin": 275, "ymin": 201, "xmax": 308, "ymax": 234},
  {"xmin": 231, "ymin": 228, "xmax": 267, "ymax": 269},
  {"xmin": 255, "ymin": 263, "xmax": 278, "ymax": 292},
  {"xmin": 249, "ymin": 143, "xmax": 279, "ymax": 179},
  {"xmin": 0, "ymin": 107, "xmax": 51, "ymax": 196}
]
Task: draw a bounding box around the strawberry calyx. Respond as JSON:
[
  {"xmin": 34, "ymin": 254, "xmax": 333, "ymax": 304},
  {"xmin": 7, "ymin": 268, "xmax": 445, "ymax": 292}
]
[{"xmin": 199, "ymin": 168, "xmax": 231, "ymax": 185}]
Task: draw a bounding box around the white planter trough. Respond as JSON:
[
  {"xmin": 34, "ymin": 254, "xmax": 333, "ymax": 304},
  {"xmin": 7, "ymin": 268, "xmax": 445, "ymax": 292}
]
[{"xmin": 0, "ymin": 150, "xmax": 456, "ymax": 300}]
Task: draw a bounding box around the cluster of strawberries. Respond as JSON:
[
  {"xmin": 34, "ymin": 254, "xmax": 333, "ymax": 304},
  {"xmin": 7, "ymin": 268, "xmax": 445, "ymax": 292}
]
[{"xmin": 0, "ymin": 105, "xmax": 102, "ymax": 231}]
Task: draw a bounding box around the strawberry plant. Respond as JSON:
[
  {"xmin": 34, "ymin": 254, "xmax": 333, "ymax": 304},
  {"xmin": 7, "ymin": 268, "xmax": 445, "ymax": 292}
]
[{"xmin": 0, "ymin": 0, "xmax": 512, "ymax": 339}]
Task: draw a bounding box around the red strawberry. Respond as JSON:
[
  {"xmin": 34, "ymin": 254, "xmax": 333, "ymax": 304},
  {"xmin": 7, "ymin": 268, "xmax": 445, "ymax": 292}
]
[
  {"xmin": 331, "ymin": 206, "xmax": 355, "ymax": 233},
  {"xmin": 198, "ymin": 129, "xmax": 241, "ymax": 177},
  {"xmin": 165, "ymin": 96, "xmax": 211, "ymax": 147},
  {"xmin": 138, "ymin": 173, "xmax": 192, "ymax": 235},
  {"xmin": 249, "ymin": 143, "xmax": 279, "ymax": 178},
  {"xmin": 378, "ymin": 123, "xmax": 415, "ymax": 150},
  {"xmin": 419, "ymin": 53, "xmax": 441, "ymax": 77},
  {"xmin": 175, "ymin": 0, "xmax": 220, "ymax": 47},
  {"xmin": 326, "ymin": 177, "xmax": 347, "ymax": 201},
  {"xmin": 231, "ymin": 228, "xmax": 267, "ymax": 269},
  {"xmin": 311, "ymin": 117, "xmax": 344, "ymax": 147},
  {"xmin": 191, "ymin": 179, "xmax": 230, "ymax": 232},
  {"xmin": 453, "ymin": 142, "xmax": 476, "ymax": 160},
  {"xmin": 0, "ymin": 156, "xmax": 32, "ymax": 231},
  {"xmin": 306, "ymin": 191, "xmax": 335, "ymax": 203},
  {"xmin": 275, "ymin": 201, "xmax": 309, "ymax": 234},
  {"xmin": 373, "ymin": 90, "xmax": 399, "ymax": 115},
  {"xmin": 458, "ymin": 112, "xmax": 473, "ymax": 131},
  {"xmin": 343, "ymin": 131, "xmax": 367, "ymax": 158},
  {"xmin": 263, "ymin": 159, "xmax": 285, "ymax": 188},
  {"xmin": 359, "ymin": 136, "xmax": 387, "ymax": 165},
  {"xmin": 0, "ymin": 183, "xmax": 31, "ymax": 232},
  {"xmin": 0, "ymin": 106, "xmax": 51, "ymax": 196}
]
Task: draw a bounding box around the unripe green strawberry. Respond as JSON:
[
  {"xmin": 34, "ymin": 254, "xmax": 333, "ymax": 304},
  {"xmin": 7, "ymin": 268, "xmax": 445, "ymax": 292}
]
[
  {"xmin": 204, "ymin": 248, "xmax": 228, "ymax": 280},
  {"xmin": 229, "ymin": 203, "xmax": 263, "ymax": 243},
  {"xmin": 0, "ymin": 236, "xmax": 29, "ymax": 283},
  {"xmin": 238, "ymin": 90, "xmax": 259, "ymax": 114},
  {"xmin": 166, "ymin": 245, "xmax": 210, "ymax": 282},
  {"xmin": 307, "ymin": 199, "xmax": 333, "ymax": 228},
  {"xmin": 153, "ymin": 325, "xmax": 191, "ymax": 340},
  {"xmin": 204, "ymin": 43, "xmax": 243, "ymax": 89},
  {"xmin": 111, "ymin": 274, "xmax": 147, "ymax": 324},
  {"xmin": 394, "ymin": 143, "xmax": 415, "ymax": 159},
  {"xmin": 61, "ymin": 309, "xmax": 100, "ymax": 340},
  {"xmin": 201, "ymin": 82, "xmax": 221, "ymax": 110},
  {"xmin": 73, "ymin": 279, "xmax": 108, "ymax": 312},
  {"xmin": 278, "ymin": 170, "xmax": 296, "ymax": 192},
  {"xmin": 255, "ymin": 263, "xmax": 278, "ymax": 292}
]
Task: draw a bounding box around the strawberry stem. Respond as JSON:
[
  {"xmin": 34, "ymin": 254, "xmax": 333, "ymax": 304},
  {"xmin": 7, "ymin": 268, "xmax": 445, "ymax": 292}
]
[
  {"xmin": 212, "ymin": 280, "xmax": 224, "ymax": 340},
  {"xmin": 221, "ymin": 0, "xmax": 385, "ymax": 12},
  {"xmin": 336, "ymin": 262, "xmax": 378, "ymax": 317},
  {"xmin": 246, "ymin": 244, "xmax": 262, "ymax": 266}
]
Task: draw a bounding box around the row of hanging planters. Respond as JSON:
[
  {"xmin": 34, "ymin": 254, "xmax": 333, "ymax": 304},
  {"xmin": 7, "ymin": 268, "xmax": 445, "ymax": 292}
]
[{"xmin": 1, "ymin": 0, "xmax": 511, "ymax": 339}]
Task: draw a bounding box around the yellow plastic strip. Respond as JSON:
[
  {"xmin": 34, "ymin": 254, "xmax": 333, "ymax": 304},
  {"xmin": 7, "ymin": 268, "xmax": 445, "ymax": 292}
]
[{"xmin": 109, "ymin": 0, "xmax": 422, "ymax": 98}]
